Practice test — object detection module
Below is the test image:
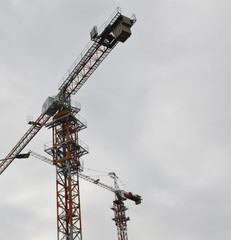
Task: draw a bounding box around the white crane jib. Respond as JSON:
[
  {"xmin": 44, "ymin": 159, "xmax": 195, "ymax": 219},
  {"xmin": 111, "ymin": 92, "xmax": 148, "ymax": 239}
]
[{"xmin": 29, "ymin": 151, "xmax": 142, "ymax": 205}]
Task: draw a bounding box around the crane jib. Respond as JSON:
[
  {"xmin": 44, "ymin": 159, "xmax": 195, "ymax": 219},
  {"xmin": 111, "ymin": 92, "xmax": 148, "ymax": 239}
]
[{"xmin": 58, "ymin": 43, "xmax": 111, "ymax": 96}]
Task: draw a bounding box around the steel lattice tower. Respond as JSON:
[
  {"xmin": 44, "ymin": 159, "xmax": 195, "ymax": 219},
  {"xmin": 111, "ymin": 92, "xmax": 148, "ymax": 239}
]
[
  {"xmin": 45, "ymin": 105, "xmax": 88, "ymax": 240},
  {"xmin": 112, "ymin": 199, "xmax": 129, "ymax": 240}
]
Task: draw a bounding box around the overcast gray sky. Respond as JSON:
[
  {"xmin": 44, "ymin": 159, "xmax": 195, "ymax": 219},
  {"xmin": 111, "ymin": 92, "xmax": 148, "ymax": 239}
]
[{"xmin": 1, "ymin": 0, "xmax": 231, "ymax": 239}]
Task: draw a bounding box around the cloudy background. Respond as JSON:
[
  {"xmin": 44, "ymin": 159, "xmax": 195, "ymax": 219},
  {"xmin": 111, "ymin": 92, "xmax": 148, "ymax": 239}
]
[{"xmin": 0, "ymin": 0, "xmax": 231, "ymax": 239}]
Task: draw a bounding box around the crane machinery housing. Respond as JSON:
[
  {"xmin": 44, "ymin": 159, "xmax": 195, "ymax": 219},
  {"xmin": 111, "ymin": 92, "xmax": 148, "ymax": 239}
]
[{"xmin": 0, "ymin": 7, "xmax": 138, "ymax": 240}]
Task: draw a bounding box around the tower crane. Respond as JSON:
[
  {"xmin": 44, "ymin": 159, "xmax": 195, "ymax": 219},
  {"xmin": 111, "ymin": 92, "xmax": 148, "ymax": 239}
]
[
  {"xmin": 0, "ymin": 8, "xmax": 137, "ymax": 240},
  {"xmin": 29, "ymin": 151, "xmax": 142, "ymax": 240}
]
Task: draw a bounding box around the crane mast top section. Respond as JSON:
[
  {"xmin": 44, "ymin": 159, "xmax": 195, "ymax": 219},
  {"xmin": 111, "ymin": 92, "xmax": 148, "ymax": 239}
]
[{"xmin": 81, "ymin": 172, "xmax": 142, "ymax": 205}]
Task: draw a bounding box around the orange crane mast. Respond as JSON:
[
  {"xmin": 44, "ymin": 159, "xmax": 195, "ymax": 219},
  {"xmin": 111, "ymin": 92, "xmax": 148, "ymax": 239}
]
[{"xmin": 0, "ymin": 8, "xmax": 137, "ymax": 240}]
